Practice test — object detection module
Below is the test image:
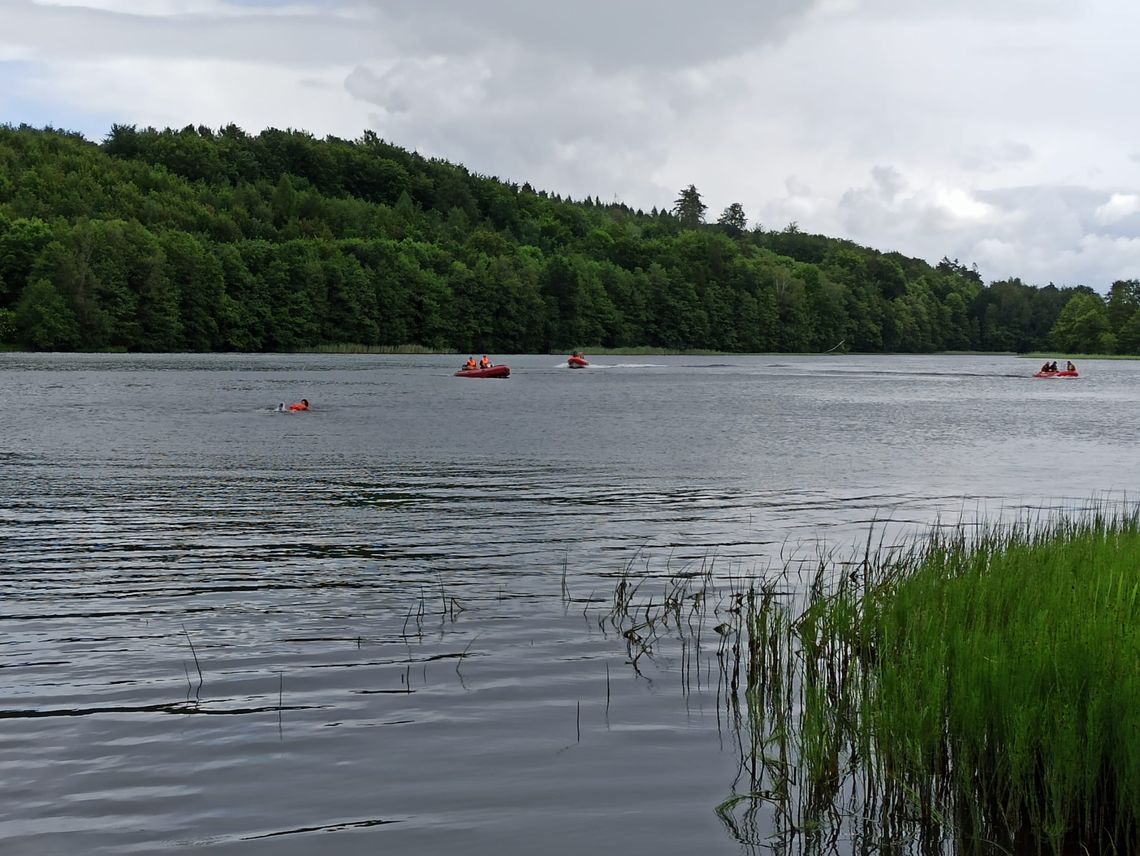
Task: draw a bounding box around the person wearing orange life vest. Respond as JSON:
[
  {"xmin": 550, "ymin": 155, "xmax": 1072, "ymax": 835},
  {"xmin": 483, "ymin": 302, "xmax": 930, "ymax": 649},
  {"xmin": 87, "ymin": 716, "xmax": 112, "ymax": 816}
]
[
  {"xmin": 463, "ymin": 357, "xmax": 477, "ymax": 371},
  {"xmin": 479, "ymin": 355, "xmax": 492, "ymax": 369},
  {"xmin": 287, "ymin": 399, "xmax": 309, "ymax": 411}
]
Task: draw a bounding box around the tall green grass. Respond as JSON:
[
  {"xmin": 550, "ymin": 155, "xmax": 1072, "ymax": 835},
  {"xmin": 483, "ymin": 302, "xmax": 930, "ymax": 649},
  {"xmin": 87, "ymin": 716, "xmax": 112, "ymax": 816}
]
[
  {"xmin": 852, "ymin": 511, "xmax": 1140, "ymax": 852},
  {"xmin": 609, "ymin": 511, "xmax": 1140, "ymax": 852}
]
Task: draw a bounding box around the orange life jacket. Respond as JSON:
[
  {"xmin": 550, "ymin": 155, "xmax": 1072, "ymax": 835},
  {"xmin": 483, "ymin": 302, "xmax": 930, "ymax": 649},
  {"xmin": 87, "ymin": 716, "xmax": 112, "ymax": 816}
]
[
  {"xmin": 479, "ymin": 357, "xmax": 491, "ymax": 368},
  {"xmin": 465, "ymin": 359, "xmax": 477, "ymax": 370},
  {"xmin": 288, "ymin": 401, "xmax": 308, "ymax": 411}
]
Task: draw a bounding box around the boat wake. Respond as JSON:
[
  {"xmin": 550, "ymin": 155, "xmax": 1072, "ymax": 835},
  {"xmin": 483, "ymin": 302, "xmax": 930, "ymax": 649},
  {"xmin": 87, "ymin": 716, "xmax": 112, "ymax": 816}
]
[{"xmin": 555, "ymin": 362, "xmax": 664, "ymax": 369}]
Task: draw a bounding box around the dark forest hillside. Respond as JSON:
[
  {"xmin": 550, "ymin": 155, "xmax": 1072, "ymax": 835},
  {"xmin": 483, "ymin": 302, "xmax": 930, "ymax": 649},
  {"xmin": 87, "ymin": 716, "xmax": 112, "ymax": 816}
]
[{"xmin": 0, "ymin": 123, "xmax": 1133, "ymax": 353}]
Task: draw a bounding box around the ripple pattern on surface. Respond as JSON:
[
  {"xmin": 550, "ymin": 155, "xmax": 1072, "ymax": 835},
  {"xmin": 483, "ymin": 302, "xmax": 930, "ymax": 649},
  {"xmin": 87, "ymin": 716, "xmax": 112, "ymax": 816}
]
[{"xmin": 3, "ymin": 352, "xmax": 1138, "ymax": 854}]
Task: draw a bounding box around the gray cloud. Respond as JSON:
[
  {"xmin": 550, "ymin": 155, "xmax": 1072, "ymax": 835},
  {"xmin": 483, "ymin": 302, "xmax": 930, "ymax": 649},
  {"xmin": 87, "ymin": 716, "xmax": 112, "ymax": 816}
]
[
  {"xmin": 378, "ymin": 1, "xmax": 817, "ymax": 70},
  {"xmin": 2, "ymin": 0, "xmax": 384, "ymax": 65},
  {"xmin": 3, "ymin": 0, "xmax": 1140, "ymax": 288},
  {"xmin": 345, "ymin": 52, "xmax": 682, "ymax": 202},
  {"xmin": 959, "ymin": 141, "xmax": 1034, "ymax": 174}
]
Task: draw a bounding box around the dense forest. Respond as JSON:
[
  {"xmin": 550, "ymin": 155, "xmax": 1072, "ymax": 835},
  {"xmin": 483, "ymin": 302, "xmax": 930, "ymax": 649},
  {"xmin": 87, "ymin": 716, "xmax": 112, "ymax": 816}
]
[{"xmin": 0, "ymin": 123, "xmax": 1135, "ymax": 354}]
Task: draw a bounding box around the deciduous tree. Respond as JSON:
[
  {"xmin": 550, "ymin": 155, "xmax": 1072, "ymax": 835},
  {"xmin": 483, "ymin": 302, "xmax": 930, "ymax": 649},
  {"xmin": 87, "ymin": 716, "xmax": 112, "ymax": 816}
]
[{"xmin": 1050, "ymin": 292, "xmax": 1111, "ymax": 353}]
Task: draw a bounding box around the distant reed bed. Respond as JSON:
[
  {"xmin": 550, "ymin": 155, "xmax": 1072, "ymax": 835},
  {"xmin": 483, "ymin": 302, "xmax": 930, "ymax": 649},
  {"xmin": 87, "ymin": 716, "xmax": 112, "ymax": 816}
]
[{"xmin": 305, "ymin": 343, "xmax": 443, "ymax": 354}]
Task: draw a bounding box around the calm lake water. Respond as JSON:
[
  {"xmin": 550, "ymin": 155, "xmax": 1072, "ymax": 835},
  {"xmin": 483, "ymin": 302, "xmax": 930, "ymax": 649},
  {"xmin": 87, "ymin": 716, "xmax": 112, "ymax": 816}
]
[{"xmin": 1, "ymin": 353, "xmax": 1136, "ymax": 855}]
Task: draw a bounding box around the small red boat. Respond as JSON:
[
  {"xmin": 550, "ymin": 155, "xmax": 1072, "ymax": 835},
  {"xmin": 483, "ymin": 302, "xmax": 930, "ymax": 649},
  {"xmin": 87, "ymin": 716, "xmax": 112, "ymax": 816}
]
[
  {"xmin": 567, "ymin": 355, "xmax": 589, "ymax": 368},
  {"xmin": 1033, "ymin": 370, "xmax": 1078, "ymax": 378},
  {"xmin": 455, "ymin": 365, "xmax": 510, "ymax": 378}
]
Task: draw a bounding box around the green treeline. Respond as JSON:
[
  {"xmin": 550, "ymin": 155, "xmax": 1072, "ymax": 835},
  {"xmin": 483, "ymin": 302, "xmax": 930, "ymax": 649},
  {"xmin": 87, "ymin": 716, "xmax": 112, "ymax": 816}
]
[{"xmin": 0, "ymin": 123, "xmax": 1135, "ymax": 353}]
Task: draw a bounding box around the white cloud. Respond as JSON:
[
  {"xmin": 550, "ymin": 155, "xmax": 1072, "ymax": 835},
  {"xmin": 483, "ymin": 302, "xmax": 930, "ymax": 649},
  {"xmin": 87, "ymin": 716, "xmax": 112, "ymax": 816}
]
[
  {"xmin": 1095, "ymin": 193, "xmax": 1140, "ymax": 225},
  {"xmin": 35, "ymin": 0, "xmax": 228, "ymax": 14},
  {"xmin": 1075, "ymin": 233, "xmax": 1140, "ymax": 281},
  {"xmin": 21, "ymin": 57, "xmax": 371, "ymax": 136},
  {"xmin": 834, "ymin": 167, "xmax": 1000, "ymax": 251}
]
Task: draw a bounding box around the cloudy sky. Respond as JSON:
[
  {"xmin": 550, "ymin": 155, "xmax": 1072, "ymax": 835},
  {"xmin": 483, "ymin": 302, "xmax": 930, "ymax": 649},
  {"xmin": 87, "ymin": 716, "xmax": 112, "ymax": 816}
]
[{"xmin": 3, "ymin": 0, "xmax": 1140, "ymax": 289}]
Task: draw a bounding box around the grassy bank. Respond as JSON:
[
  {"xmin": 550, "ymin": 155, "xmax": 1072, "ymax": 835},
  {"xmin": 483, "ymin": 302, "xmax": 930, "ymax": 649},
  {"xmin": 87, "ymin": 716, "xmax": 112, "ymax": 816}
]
[
  {"xmin": 576, "ymin": 346, "xmax": 753, "ymax": 356},
  {"xmin": 1020, "ymin": 352, "xmax": 1140, "ymax": 361},
  {"xmin": 305, "ymin": 343, "xmax": 445, "ymax": 354}
]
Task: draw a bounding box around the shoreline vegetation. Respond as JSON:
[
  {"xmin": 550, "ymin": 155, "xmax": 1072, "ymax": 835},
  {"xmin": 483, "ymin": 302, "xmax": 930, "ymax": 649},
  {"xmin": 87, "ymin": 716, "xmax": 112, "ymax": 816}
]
[
  {"xmin": 605, "ymin": 508, "xmax": 1140, "ymax": 853},
  {"xmin": 7, "ymin": 342, "xmax": 1138, "ymax": 360},
  {"xmin": 2, "ymin": 123, "xmax": 1139, "ymax": 356}
]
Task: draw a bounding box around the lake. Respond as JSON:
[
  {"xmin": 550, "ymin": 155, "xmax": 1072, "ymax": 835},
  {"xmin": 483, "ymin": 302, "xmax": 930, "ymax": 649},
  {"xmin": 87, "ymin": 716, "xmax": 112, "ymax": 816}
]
[{"xmin": 1, "ymin": 352, "xmax": 1135, "ymax": 855}]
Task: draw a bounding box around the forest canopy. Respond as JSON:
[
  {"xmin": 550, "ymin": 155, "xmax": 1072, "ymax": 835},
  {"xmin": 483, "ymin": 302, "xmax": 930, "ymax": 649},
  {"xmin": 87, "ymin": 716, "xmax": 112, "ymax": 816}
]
[{"xmin": 0, "ymin": 123, "xmax": 1133, "ymax": 354}]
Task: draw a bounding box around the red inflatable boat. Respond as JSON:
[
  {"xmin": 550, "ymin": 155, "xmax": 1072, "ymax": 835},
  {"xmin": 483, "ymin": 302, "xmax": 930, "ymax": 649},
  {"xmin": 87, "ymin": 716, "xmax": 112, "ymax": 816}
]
[
  {"xmin": 455, "ymin": 365, "xmax": 510, "ymax": 378},
  {"xmin": 567, "ymin": 355, "xmax": 589, "ymax": 368},
  {"xmin": 1033, "ymin": 370, "xmax": 1079, "ymax": 378}
]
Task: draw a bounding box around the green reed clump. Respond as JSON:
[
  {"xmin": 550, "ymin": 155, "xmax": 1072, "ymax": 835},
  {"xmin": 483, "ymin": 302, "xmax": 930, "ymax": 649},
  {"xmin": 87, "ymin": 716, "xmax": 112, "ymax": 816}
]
[
  {"xmin": 856, "ymin": 509, "xmax": 1140, "ymax": 852},
  {"xmin": 604, "ymin": 517, "xmax": 1140, "ymax": 852}
]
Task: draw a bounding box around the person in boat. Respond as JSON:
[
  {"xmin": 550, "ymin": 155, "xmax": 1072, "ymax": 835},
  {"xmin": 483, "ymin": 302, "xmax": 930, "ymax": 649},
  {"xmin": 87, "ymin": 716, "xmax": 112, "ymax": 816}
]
[
  {"xmin": 1066, "ymin": 360, "xmax": 1076, "ymax": 372},
  {"xmin": 463, "ymin": 357, "xmax": 477, "ymax": 371},
  {"xmin": 479, "ymin": 355, "xmax": 492, "ymax": 369},
  {"xmin": 1040, "ymin": 360, "xmax": 1053, "ymax": 373},
  {"xmin": 287, "ymin": 399, "xmax": 309, "ymax": 411}
]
